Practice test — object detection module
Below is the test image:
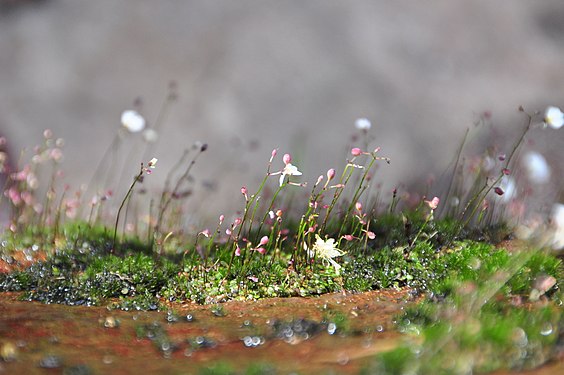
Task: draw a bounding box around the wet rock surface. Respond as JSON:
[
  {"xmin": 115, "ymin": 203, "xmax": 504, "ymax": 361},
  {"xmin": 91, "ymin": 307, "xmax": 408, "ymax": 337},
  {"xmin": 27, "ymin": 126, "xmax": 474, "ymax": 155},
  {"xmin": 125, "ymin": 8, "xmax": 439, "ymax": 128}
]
[{"xmin": 0, "ymin": 290, "xmax": 409, "ymax": 373}]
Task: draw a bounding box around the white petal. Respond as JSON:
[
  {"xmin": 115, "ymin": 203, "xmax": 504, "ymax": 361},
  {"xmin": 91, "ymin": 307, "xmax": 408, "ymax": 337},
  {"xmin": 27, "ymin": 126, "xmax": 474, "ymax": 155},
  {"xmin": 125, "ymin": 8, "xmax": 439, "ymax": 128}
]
[
  {"xmin": 143, "ymin": 128, "xmax": 159, "ymax": 143},
  {"xmin": 544, "ymin": 106, "xmax": 564, "ymax": 129},
  {"xmin": 355, "ymin": 118, "xmax": 371, "ymax": 130},
  {"xmin": 121, "ymin": 110, "xmax": 146, "ymax": 133},
  {"xmin": 522, "ymin": 151, "xmax": 550, "ymax": 184},
  {"xmin": 551, "ymin": 203, "xmax": 564, "ymax": 228}
]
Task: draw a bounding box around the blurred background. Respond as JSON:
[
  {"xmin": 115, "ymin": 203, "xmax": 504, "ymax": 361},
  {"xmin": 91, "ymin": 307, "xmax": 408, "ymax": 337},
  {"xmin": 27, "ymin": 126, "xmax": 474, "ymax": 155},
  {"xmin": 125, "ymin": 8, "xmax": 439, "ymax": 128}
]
[{"xmin": 1, "ymin": 0, "xmax": 564, "ymax": 225}]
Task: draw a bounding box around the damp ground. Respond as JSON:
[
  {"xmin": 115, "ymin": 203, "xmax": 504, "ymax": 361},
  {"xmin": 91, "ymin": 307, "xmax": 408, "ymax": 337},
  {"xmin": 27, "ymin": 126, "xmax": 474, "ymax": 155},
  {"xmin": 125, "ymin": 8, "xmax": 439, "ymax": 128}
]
[{"xmin": 1, "ymin": 289, "xmax": 412, "ymax": 374}]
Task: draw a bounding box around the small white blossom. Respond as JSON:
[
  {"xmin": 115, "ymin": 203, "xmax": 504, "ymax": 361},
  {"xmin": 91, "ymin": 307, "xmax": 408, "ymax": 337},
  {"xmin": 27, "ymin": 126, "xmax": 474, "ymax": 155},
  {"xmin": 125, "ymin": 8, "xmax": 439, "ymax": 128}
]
[
  {"xmin": 355, "ymin": 118, "xmax": 372, "ymax": 130},
  {"xmin": 522, "ymin": 151, "xmax": 550, "ymax": 184},
  {"xmin": 550, "ymin": 203, "xmax": 564, "ymax": 250},
  {"xmin": 544, "ymin": 106, "xmax": 564, "ymax": 129},
  {"xmin": 143, "ymin": 128, "xmax": 159, "ymax": 143},
  {"xmin": 148, "ymin": 158, "xmax": 158, "ymax": 168},
  {"xmin": 305, "ymin": 234, "xmax": 345, "ymax": 273},
  {"xmin": 121, "ymin": 110, "xmax": 146, "ymax": 133},
  {"xmin": 279, "ymin": 163, "xmax": 302, "ymax": 186},
  {"xmin": 143, "ymin": 158, "xmax": 158, "ymax": 174}
]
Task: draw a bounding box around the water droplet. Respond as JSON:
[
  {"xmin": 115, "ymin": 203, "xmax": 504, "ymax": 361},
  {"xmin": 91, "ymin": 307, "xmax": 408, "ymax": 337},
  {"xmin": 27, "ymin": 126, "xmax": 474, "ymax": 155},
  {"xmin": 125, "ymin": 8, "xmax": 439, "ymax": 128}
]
[
  {"xmin": 512, "ymin": 327, "xmax": 528, "ymax": 347},
  {"xmin": 102, "ymin": 355, "xmax": 114, "ymax": 365},
  {"xmin": 540, "ymin": 323, "xmax": 553, "ymax": 336},
  {"xmin": 337, "ymin": 353, "xmax": 349, "ymax": 365},
  {"xmin": 243, "ymin": 336, "xmax": 253, "ymax": 347},
  {"xmin": 160, "ymin": 341, "xmax": 171, "ymax": 351},
  {"xmin": 39, "ymin": 355, "xmax": 63, "ymax": 368},
  {"xmin": 186, "ymin": 314, "xmax": 195, "ymax": 322},
  {"xmin": 103, "ymin": 316, "xmax": 119, "ymax": 328},
  {"xmin": 120, "ymin": 287, "xmax": 129, "ymax": 295},
  {"xmin": 327, "ymin": 322, "xmax": 337, "ymax": 335},
  {"xmin": 376, "ymin": 325, "xmax": 384, "ymax": 332},
  {"xmin": 166, "ymin": 311, "xmax": 179, "ymax": 323}
]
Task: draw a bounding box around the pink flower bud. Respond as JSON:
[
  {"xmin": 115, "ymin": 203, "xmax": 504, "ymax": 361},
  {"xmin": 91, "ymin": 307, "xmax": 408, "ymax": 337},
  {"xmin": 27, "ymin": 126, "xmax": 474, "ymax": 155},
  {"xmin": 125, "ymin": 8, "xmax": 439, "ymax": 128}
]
[
  {"xmin": 219, "ymin": 215, "xmax": 225, "ymax": 224},
  {"xmin": 283, "ymin": 153, "xmax": 292, "ymax": 165},
  {"xmin": 327, "ymin": 168, "xmax": 336, "ymax": 180},
  {"xmin": 494, "ymin": 187, "xmax": 504, "ymax": 196},
  {"xmin": 269, "ymin": 149, "xmax": 278, "ymax": 163},
  {"xmin": 426, "ymin": 196, "xmax": 440, "ymax": 210},
  {"xmin": 351, "ymin": 148, "xmax": 362, "ymax": 156},
  {"xmin": 256, "ymin": 247, "xmax": 266, "ymax": 255},
  {"xmin": 502, "ymin": 168, "xmax": 510, "ymax": 175},
  {"xmin": 367, "ymin": 231, "xmax": 376, "ymax": 240},
  {"xmin": 316, "ymin": 175, "xmax": 324, "ymax": 186},
  {"xmin": 241, "ymin": 186, "xmax": 248, "ymax": 195},
  {"xmin": 259, "ymin": 236, "xmax": 269, "ymax": 246},
  {"xmin": 276, "ymin": 209, "xmax": 283, "ymax": 217},
  {"xmin": 343, "ymin": 234, "xmax": 354, "ymax": 241},
  {"xmin": 235, "ymin": 246, "xmax": 241, "ymax": 256},
  {"xmin": 355, "ymin": 202, "xmax": 363, "ymax": 212}
]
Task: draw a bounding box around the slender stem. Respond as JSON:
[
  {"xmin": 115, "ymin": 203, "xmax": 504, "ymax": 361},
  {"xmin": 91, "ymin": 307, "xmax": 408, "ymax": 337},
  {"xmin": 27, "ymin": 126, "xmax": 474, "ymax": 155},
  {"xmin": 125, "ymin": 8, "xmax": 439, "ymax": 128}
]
[{"xmin": 113, "ymin": 165, "xmax": 144, "ymax": 253}]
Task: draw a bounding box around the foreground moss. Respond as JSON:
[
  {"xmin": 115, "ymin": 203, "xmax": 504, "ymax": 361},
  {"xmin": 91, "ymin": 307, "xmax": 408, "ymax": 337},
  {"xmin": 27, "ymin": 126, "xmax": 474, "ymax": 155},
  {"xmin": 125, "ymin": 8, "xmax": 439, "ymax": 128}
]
[
  {"xmin": 1, "ymin": 220, "xmax": 562, "ymax": 373},
  {"xmin": 0, "ymin": 221, "xmax": 561, "ymax": 308}
]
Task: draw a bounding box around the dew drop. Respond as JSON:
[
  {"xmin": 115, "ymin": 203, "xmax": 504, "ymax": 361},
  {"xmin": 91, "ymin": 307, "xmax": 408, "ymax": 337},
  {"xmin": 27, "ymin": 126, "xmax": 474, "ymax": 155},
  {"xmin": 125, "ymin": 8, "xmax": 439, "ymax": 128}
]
[
  {"xmin": 337, "ymin": 353, "xmax": 349, "ymax": 365},
  {"xmin": 243, "ymin": 336, "xmax": 253, "ymax": 347},
  {"xmin": 540, "ymin": 323, "xmax": 553, "ymax": 336},
  {"xmin": 39, "ymin": 355, "xmax": 62, "ymax": 368}
]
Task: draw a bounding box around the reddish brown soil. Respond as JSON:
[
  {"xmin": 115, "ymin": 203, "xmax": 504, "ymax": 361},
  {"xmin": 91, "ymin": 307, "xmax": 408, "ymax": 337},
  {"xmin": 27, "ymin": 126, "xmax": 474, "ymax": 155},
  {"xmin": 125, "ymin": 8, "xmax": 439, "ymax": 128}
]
[{"xmin": 0, "ymin": 290, "xmax": 412, "ymax": 374}]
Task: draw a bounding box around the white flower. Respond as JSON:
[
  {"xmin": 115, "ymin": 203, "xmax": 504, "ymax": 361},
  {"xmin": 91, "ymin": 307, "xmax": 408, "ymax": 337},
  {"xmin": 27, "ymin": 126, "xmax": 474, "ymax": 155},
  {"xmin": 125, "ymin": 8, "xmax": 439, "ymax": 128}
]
[
  {"xmin": 522, "ymin": 151, "xmax": 550, "ymax": 184},
  {"xmin": 143, "ymin": 158, "xmax": 158, "ymax": 174},
  {"xmin": 148, "ymin": 158, "xmax": 158, "ymax": 168},
  {"xmin": 355, "ymin": 118, "xmax": 372, "ymax": 130},
  {"xmin": 544, "ymin": 106, "xmax": 564, "ymax": 129},
  {"xmin": 279, "ymin": 163, "xmax": 302, "ymax": 186},
  {"xmin": 305, "ymin": 234, "xmax": 345, "ymax": 273},
  {"xmin": 121, "ymin": 110, "xmax": 146, "ymax": 133},
  {"xmin": 550, "ymin": 203, "xmax": 564, "ymax": 250},
  {"xmin": 143, "ymin": 128, "xmax": 159, "ymax": 143}
]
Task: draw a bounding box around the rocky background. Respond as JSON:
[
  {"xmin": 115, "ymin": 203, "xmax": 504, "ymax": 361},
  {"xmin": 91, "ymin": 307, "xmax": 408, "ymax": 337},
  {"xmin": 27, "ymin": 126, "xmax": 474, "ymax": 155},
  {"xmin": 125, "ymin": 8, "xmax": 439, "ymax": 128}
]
[{"xmin": 1, "ymin": 0, "xmax": 564, "ymax": 224}]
